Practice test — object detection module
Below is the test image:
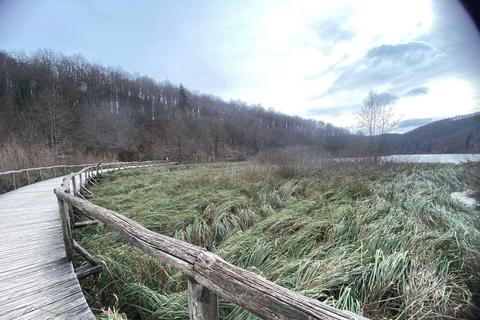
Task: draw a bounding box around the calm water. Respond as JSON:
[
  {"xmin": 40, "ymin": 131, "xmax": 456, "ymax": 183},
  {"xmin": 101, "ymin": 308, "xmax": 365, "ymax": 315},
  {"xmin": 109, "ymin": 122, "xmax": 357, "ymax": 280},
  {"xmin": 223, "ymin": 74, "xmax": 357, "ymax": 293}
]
[{"xmin": 382, "ymin": 154, "xmax": 480, "ymax": 164}]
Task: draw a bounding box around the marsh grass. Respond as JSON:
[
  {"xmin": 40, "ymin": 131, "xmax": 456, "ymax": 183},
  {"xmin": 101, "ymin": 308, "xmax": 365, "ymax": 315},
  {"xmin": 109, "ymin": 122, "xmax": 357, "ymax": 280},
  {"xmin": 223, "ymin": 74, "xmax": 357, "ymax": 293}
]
[{"xmin": 75, "ymin": 161, "xmax": 480, "ymax": 319}]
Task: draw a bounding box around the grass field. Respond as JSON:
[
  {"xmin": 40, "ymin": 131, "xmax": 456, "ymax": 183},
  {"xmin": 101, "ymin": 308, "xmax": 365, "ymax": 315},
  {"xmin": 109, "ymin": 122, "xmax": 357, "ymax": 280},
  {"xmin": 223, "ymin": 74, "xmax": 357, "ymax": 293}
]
[{"xmin": 74, "ymin": 161, "xmax": 480, "ymax": 319}]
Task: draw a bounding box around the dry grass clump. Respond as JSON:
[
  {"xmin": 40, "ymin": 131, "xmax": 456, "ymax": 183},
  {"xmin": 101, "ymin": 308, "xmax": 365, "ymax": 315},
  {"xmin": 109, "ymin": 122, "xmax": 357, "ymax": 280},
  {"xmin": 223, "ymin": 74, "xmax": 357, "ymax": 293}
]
[
  {"xmin": 0, "ymin": 139, "xmax": 117, "ymax": 172},
  {"xmin": 75, "ymin": 161, "xmax": 480, "ymax": 319}
]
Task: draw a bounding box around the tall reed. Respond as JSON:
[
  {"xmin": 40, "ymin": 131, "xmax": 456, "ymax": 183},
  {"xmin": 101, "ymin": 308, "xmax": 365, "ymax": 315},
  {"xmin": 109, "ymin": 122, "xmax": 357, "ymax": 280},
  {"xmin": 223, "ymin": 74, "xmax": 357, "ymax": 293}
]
[{"xmin": 75, "ymin": 162, "xmax": 480, "ymax": 319}]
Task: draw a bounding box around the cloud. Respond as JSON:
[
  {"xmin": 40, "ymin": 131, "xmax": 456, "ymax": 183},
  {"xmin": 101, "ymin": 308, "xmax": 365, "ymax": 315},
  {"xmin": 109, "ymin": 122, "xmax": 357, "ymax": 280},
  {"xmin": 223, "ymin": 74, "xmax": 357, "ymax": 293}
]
[
  {"xmin": 311, "ymin": 7, "xmax": 355, "ymax": 55},
  {"xmin": 313, "ymin": 19, "xmax": 355, "ymax": 43},
  {"xmin": 405, "ymin": 86, "xmax": 430, "ymax": 97},
  {"xmin": 312, "ymin": 41, "xmax": 445, "ymax": 99},
  {"xmin": 378, "ymin": 92, "xmax": 399, "ymax": 105},
  {"xmin": 366, "ymin": 42, "xmax": 434, "ymax": 67}
]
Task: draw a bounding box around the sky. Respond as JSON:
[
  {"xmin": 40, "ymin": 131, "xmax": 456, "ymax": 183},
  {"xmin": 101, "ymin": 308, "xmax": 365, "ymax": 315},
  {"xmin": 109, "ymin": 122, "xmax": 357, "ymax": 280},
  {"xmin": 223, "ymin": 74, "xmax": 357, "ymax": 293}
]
[{"xmin": 1, "ymin": 0, "xmax": 480, "ymax": 131}]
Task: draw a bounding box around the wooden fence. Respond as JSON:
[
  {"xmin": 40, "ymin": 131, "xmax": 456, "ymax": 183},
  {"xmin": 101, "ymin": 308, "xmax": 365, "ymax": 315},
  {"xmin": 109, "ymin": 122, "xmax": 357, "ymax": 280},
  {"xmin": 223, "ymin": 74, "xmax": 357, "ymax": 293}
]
[
  {"xmin": 0, "ymin": 164, "xmax": 87, "ymax": 193},
  {"xmin": 0, "ymin": 161, "xmax": 165, "ymax": 194},
  {"xmin": 54, "ymin": 162, "xmax": 369, "ymax": 320}
]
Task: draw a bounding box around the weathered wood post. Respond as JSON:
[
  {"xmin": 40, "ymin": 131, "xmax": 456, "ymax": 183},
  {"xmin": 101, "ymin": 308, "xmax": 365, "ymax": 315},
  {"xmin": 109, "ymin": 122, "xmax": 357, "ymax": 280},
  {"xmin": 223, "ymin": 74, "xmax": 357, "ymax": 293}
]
[
  {"xmin": 57, "ymin": 196, "xmax": 74, "ymax": 262},
  {"xmin": 25, "ymin": 170, "xmax": 30, "ymax": 185},
  {"xmin": 188, "ymin": 277, "xmax": 219, "ymax": 320},
  {"xmin": 72, "ymin": 175, "xmax": 77, "ymax": 195},
  {"xmin": 38, "ymin": 169, "xmax": 43, "ymax": 181},
  {"xmin": 52, "ymin": 167, "xmax": 56, "ymax": 178},
  {"xmin": 11, "ymin": 172, "xmax": 16, "ymax": 190},
  {"xmin": 64, "ymin": 178, "xmax": 75, "ymax": 225}
]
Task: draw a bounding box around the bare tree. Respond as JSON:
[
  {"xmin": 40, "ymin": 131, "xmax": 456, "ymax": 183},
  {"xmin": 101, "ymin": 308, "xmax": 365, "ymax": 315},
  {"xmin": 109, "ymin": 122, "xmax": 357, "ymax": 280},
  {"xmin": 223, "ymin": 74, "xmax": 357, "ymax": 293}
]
[
  {"xmin": 34, "ymin": 89, "xmax": 70, "ymax": 156},
  {"xmin": 357, "ymin": 90, "xmax": 402, "ymax": 163}
]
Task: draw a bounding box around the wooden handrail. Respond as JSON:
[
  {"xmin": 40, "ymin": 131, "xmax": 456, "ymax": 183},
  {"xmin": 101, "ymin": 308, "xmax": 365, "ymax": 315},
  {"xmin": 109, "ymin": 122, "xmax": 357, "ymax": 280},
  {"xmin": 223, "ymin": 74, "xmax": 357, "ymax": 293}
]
[
  {"xmin": 0, "ymin": 160, "xmax": 167, "ymax": 192},
  {"xmin": 54, "ymin": 161, "xmax": 369, "ymax": 320},
  {"xmin": 0, "ymin": 164, "xmax": 95, "ymax": 175}
]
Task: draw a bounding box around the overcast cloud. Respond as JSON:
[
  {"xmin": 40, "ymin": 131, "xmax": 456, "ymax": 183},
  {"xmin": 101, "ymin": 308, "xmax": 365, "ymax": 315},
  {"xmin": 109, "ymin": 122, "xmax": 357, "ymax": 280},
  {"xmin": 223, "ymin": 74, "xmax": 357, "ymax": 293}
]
[
  {"xmin": 405, "ymin": 86, "xmax": 430, "ymax": 97},
  {"xmin": 0, "ymin": 0, "xmax": 479, "ymax": 129}
]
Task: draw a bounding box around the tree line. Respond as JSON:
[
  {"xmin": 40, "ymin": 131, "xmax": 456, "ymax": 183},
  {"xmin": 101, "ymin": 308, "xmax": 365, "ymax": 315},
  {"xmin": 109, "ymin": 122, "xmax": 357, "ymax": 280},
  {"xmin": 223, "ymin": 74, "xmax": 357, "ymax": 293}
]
[
  {"xmin": 386, "ymin": 112, "xmax": 480, "ymax": 154},
  {"xmin": 0, "ymin": 49, "xmax": 351, "ymax": 167}
]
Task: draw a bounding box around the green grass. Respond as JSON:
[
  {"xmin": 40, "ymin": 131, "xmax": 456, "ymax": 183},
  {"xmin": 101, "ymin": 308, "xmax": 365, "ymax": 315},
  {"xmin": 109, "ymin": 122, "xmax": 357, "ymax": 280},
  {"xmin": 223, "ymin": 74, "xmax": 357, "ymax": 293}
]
[{"xmin": 74, "ymin": 162, "xmax": 480, "ymax": 319}]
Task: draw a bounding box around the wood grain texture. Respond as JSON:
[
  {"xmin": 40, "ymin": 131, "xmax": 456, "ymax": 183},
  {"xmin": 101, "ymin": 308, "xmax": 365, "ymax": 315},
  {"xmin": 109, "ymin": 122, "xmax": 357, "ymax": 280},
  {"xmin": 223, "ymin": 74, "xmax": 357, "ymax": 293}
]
[
  {"xmin": 0, "ymin": 177, "xmax": 95, "ymax": 319},
  {"xmin": 188, "ymin": 276, "xmax": 218, "ymax": 320}
]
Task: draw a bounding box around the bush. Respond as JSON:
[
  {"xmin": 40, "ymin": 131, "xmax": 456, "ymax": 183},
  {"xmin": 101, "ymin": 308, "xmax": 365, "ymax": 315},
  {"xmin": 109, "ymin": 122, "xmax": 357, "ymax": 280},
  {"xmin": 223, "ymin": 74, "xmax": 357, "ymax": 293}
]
[{"xmin": 251, "ymin": 146, "xmax": 329, "ymax": 178}]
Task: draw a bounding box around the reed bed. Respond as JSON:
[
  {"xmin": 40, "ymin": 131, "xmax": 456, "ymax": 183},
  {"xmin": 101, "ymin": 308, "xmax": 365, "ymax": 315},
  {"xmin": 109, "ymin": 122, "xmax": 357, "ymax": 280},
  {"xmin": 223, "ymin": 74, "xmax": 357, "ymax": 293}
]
[{"xmin": 74, "ymin": 161, "xmax": 480, "ymax": 319}]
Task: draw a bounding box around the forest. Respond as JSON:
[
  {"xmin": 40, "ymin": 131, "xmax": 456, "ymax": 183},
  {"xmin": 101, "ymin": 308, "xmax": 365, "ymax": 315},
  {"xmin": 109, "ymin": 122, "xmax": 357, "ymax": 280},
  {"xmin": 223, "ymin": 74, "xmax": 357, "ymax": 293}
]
[
  {"xmin": 1, "ymin": 49, "xmax": 478, "ymax": 171},
  {"xmin": 386, "ymin": 112, "xmax": 480, "ymax": 154},
  {"xmin": 0, "ymin": 49, "xmax": 351, "ymax": 170}
]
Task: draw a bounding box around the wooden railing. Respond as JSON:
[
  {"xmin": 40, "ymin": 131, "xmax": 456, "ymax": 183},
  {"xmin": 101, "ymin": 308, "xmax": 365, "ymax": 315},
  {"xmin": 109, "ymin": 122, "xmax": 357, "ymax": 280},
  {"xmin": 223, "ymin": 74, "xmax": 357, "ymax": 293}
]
[
  {"xmin": 0, "ymin": 163, "xmax": 93, "ymax": 193},
  {"xmin": 54, "ymin": 162, "xmax": 369, "ymax": 320}
]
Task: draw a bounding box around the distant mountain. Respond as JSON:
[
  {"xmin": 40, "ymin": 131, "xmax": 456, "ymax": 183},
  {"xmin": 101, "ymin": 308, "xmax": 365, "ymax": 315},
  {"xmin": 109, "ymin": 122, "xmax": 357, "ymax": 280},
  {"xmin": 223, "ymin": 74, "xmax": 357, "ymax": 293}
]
[
  {"xmin": 385, "ymin": 112, "xmax": 480, "ymax": 154},
  {"xmin": 395, "ymin": 118, "xmax": 439, "ymax": 133}
]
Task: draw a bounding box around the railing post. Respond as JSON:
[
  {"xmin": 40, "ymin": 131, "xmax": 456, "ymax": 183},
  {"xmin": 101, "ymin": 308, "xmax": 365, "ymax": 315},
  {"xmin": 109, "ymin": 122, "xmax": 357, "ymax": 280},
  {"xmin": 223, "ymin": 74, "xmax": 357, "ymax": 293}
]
[
  {"xmin": 38, "ymin": 169, "xmax": 43, "ymax": 181},
  {"xmin": 25, "ymin": 170, "xmax": 30, "ymax": 185},
  {"xmin": 188, "ymin": 277, "xmax": 218, "ymax": 320},
  {"xmin": 52, "ymin": 167, "xmax": 56, "ymax": 178},
  {"xmin": 57, "ymin": 197, "xmax": 74, "ymax": 262},
  {"xmin": 64, "ymin": 178, "xmax": 76, "ymax": 225},
  {"xmin": 72, "ymin": 176, "xmax": 77, "ymax": 195},
  {"xmin": 63, "ymin": 165, "xmax": 67, "ymax": 175},
  {"xmin": 11, "ymin": 172, "xmax": 16, "ymax": 190}
]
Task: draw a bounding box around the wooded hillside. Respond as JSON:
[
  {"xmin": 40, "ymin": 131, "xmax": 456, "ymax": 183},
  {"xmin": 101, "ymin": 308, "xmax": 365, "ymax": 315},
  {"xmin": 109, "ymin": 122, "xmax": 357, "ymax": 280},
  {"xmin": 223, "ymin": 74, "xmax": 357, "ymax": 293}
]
[
  {"xmin": 385, "ymin": 112, "xmax": 480, "ymax": 154},
  {"xmin": 0, "ymin": 49, "xmax": 350, "ymax": 169},
  {"xmin": 1, "ymin": 49, "xmax": 478, "ymax": 171}
]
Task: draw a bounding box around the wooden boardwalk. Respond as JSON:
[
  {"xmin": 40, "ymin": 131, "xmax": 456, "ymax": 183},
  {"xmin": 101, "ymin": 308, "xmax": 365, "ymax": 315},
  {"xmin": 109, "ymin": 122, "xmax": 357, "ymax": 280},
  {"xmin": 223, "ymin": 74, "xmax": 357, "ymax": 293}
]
[{"xmin": 0, "ymin": 177, "xmax": 94, "ymax": 319}]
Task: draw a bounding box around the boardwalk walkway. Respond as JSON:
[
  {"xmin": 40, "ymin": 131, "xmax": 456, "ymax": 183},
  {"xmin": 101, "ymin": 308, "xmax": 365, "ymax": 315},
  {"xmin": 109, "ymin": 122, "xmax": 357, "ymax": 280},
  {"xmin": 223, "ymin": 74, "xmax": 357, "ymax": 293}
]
[{"xmin": 0, "ymin": 177, "xmax": 94, "ymax": 319}]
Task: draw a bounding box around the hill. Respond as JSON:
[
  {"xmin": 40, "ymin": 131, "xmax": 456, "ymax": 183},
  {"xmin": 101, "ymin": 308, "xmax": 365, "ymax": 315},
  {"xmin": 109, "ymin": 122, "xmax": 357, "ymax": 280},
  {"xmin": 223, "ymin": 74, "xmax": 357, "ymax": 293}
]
[
  {"xmin": 384, "ymin": 112, "xmax": 480, "ymax": 154},
  {"xmin": 0, "ymin": 49, "xmax": 350, "ymax": 170},
  {"xmin": 1, "ymin": 49, "xmax": 478, "ymax": 171}
]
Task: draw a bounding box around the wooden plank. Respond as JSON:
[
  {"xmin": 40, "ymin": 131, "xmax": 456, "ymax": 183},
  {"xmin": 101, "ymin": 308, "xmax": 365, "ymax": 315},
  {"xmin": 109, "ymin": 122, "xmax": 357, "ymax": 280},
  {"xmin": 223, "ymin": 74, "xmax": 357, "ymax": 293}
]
[
  {"xmin": 0, "ymin": 229, "xmax": 63, "ymax": 249},
  {"xmin": 0, "ymin": 263, "xmax": 73, "ymax": 298},
  {"xmin": 0, "ymin": 258, "xmax": 70, "ymax": 283},
  {"xmin": 0, "ymin": 244, "xmax": 65, "ymax": 272},
  {"xmin": 0, "ymin": 176, "xmax": 95, "ymax": 319},
  {"xmin": 0, "ymin": 217, "xmax": 61, "ymax": 230},
  {"xmin": 0, "ymin": 284, "xmax": 89, "ymax": 319},
  {"xmin": 0, "ymin": 267, "xmax": 75, "ymax": 304}
]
